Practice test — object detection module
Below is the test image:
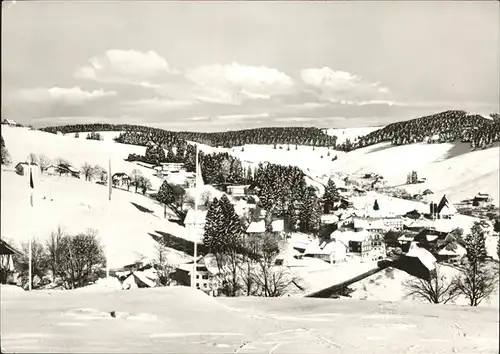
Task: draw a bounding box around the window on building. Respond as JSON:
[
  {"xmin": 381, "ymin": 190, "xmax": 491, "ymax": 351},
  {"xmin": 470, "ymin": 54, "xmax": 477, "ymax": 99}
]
[
  {"xmin": 196, "ymin": 274, "xmax": 200, "ymax": 279},
  {"xmin": 202, "ymin": 274, "xmax": 209, "ymax": 280}
]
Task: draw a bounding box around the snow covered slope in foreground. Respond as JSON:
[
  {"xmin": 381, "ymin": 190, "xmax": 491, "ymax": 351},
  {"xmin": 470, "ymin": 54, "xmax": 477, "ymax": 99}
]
[{"xmin": 1, "ymin": 286, "xmax": 498, "ymax": 354}]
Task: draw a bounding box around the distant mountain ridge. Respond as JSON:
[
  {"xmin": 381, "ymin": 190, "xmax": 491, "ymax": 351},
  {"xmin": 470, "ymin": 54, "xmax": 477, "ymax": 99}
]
[
  {"xmin": 39, "ymin": 125, "xmax": 338, "ymax": 148},
  {"xmin": 39, "ymin": 110, "xmax": 499, "ymax": 150}
]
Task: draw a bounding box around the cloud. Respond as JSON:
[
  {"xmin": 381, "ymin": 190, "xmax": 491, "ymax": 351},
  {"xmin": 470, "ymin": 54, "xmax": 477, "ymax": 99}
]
[
  {"xmin": 74, "ymin": 49, "xmax": 179, "ymax": 87},
  {"xmin": 185, "ymin": 63, "xmax": 295, "ymax": 104},
  {"xmin": 121, "ymin": 97, "xmax": 198, "ymax": 112},
  {"xmin": 300, "ymin": 67, "xmax": 391, "ymax": 103},
  {"xmin": 18, "ymin": 86, "xmax": 117, "ymax": 104}
]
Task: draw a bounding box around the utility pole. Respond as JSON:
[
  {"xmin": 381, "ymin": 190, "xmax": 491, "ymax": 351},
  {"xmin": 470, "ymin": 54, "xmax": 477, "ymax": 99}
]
[{"xmin": 192, "ymin": 145, "xmax": 199, "ymax": 289}]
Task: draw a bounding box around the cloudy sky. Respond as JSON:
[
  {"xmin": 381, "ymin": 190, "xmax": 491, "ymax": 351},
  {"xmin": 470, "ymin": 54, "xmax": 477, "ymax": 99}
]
[{"xmin": 2, "ymin": 1, "xmax": 499, "ymax": 132}]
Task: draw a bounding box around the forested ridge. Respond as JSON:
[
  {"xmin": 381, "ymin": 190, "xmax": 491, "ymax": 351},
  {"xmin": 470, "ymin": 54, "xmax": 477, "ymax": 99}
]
[
  {"xmin": 336, "ymin": 110, "xmax": 500, "ymax": 151},
  {"xmin": 40, "ymin": 124, "xmax": 337, "ymax": 148}
]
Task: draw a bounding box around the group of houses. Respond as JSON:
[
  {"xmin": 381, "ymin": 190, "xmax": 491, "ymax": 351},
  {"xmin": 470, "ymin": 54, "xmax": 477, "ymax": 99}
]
[
  {"xmin": 15, "ymin": 161, "xmax": 81, "ymax": 179},
  {"xmin": 295, "ymin": 192, "xmax": 467, "ymax": 265}
]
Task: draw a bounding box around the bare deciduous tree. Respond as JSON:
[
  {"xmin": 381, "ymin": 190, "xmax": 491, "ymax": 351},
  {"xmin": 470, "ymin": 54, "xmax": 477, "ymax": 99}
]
[
  {"xmin": 38, "ymin": 155, "xmax": 51, "ymax": 174},
  {"xmin": 28, "ymin": 153, "xmax": 38, "ymax": 164},
  {"xmin": 250, "ymin": 233, "xmax": 292, "ymax": 297},
  {"xmin": 81, "ymin": 163, "xmax": 95, "ymax": 181},
  {"xmin": 453, "ymin": 260, "xmax": 498, "ymax": 307},
  {"xmin": 402, "ymin": 265, "xmax": 459, "ymax": 304},
  {"xmin": 152, "ymin": 243, "xmax": 175, "ymax": 286},
  {"xmin": 46, "ymin": 226, "xmax": 65, "ymax": 283},
  {"xmin": 131, "ymin": 168, "xmax": 143, "ymax": 193}
]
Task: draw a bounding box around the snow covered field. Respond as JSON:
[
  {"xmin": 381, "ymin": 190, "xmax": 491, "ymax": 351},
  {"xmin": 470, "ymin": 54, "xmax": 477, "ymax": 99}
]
[
  {"xmin": 323, "ymin": 126, "xmax": 383, "ymax": 145},
  {"xmin": 1, "ymin": 285, "xmax": 498, "ymax": 354}
]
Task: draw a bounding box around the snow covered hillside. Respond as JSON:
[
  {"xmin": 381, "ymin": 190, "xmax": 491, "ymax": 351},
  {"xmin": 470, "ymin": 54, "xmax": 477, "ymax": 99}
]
[
  {"xmin": 0, "ymin": 170, "xmax": 192, "ymax": 269},
  {"xmin": 1, "ymin": 285, "xmax": 498, "ymax": 353}
]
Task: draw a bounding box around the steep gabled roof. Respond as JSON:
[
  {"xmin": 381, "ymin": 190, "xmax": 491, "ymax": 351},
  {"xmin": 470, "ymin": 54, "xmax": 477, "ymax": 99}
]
[{"xmin": 437, "ymin": 195, "xmax": 457, "ymax": 215}]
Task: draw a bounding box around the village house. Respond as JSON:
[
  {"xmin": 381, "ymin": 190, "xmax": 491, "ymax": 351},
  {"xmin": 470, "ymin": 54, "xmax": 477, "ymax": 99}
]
[
  {"xmin": 175, "ymin": 256, "xmax": 221, "ymax": 296},
  {"xmin": 330, "ymin": 229, "xmax": 374, "ymax": 259},
  {"xmin": 15, "ymin": 162, "xmax": 40, "ymax": 177},
  {"xmin": 303, "ymin": 238, "xmax": 347, "ymax": 264},
  {"xmin": 226, "ymin": 185, "xmax": 248, "ymax": 197},
  {"xmin": 112, "ymin": 172, "xmax": 131, "ymax": 189},
  {"xmin": 0, "ymin": 239, "xmax": 20, "ymax": 284},
  {"xmin": 473, "ymin": 192, "xmax": 492, "ymax": 206},
  {"xmin": 435, "ymin": 243, "xmax": 466, "ymax": 263},
  {"xmin": 160, "ymin": 162, "xmax": 185, "ymax": 172},
  {"xmin": 56, "ymin": 164, "xmax": 81, "ymax": 178}
]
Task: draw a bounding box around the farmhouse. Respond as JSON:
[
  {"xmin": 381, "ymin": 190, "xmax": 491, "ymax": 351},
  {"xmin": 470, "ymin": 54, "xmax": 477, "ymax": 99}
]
[
  {"xmin": 160, "ymin": 162, "xmax": 185, "ymax": 171},
  {"xmin": 57, "ymin": 164, "xmax": 81, "ymax": 178},
  {"xmin": 473, "ymin": 192, "xmax": 492, "ymax": 205},
  {"xmin": 2, "ymin": 119, "xmax": 16, "ymax": 126}
]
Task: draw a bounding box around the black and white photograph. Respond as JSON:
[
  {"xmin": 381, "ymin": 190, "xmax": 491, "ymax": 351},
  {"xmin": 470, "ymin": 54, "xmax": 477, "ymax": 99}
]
[{"xmin": 1, "ymin": 1, "xmax": 499, "ymax": 353}]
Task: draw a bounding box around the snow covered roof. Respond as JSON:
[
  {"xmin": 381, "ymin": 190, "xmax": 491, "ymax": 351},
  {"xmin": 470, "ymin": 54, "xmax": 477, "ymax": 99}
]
[
  {"xmin": 271, "ymin": 219, "xmax": 284, "ymax": 232},
  {"xmin": 437, "ymin": 244, "xmax": 466, "ymax": 257},
  {"xmin": 247, "ymin": 220, "xmax": 265, "ymax": 233},
  {"xmin": 303, "ymin": 239, "xmax": 346, "ymax": 257},
  {"xmin": 432, "ymin": 219, "xmax": 455, "ymax": 234},
  {"xmin": 184, "ymin": 209, "xmax": 207, "ymax": 226},
  {"xmin": 406, "ymin": 245, "xmax": 436, "ymax": 271},
  {"xmin": 398, "ymin": 235, "xmax": 415, "ymax": 242},
  {"xmin": 331, "ymin": 229, "xmax": 371, "ymax": 243},
  {"xmin": 321, "ymin": 214, "xmax": 339, "ymax": 224}
]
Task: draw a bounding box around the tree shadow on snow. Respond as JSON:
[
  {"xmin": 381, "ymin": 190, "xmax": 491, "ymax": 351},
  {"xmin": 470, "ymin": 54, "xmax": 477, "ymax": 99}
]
[
  {"xmin": 130, "ymin": 202, "xmax": 159, "ymax": 218},
  {"xmin": 149, "ymin": 230, "xmax": 208, "ymax": 257}
]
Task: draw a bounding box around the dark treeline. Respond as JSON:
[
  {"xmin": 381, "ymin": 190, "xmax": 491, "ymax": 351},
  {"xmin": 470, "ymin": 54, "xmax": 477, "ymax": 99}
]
[
  {"xmin": 40, "ymin": 124, "xmax": 337, "ymax": 148},
  {"xmin": 336, "ymin": 110, "xmax": 500, "ymax": 151}
]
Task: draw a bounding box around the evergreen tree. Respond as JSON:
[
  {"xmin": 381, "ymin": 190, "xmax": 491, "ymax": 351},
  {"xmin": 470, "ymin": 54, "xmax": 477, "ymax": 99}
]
[
  {"xmin": 203, "ymin": 198, "xmax": 225, "ymax": 253},
  {"xmin": 175, "ymin": 142, "xmax": 186, "ymax": 163},
  {"xmin": 497, "ymin": 237, "xmax": 499, "ymax": 260},
  {"xmin": 407, "ymin": 173, "xmax": 412, "ymax": 184},
  {"xmin": 323, "ymin": 178, "xmax": 340, "ymax": 213},
  {"xmin": 411, "ymin": 171, "xmax": 418, "ymax": 184},
  {"xmin": 288, "ymin": 203, "xmax": 299, "ymax": 232},
  {"xmin": 157, "ymin": 180, "xmax": 175, "ymax": 219},
  {"xmin": 373, "ymin": 199, "xmax": 380, "ymax": 211},
  {"xmin": 1, "ymin": 134, "xmax": 11, "ymax": 166},
  {"xmin": 299, "ymin": 187, "xmax": 321, "ymax": 234},
  {"xmin": 74, "ymin": 132, "xmax": 79, "ymax": 138},
  {"xmin": 166, "ymin": 147, "xmax": 175, "ymax": 162},
  {"xmin": 295, "ymin": 144, "xmax": 298, "ymax": 150},
  {"xmin": 246, "ymin": 166, "xmax": 253, "ymax": 184},
  {"xmin": 465, "ymin": 222, "xmax": 488, "ymax": 265}
]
